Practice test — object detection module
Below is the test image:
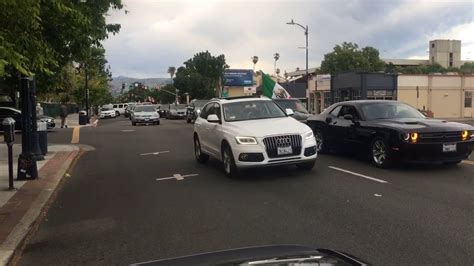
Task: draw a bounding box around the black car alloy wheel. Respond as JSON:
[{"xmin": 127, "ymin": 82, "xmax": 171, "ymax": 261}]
[{"xmin": 370, "ymin": 137, "xmax": 393, "ymax": 168}]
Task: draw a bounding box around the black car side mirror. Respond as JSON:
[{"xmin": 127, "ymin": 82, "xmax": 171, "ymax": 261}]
[{"xmin": 325, "ymin": 117, "xmax": 332, "ymax": 123}]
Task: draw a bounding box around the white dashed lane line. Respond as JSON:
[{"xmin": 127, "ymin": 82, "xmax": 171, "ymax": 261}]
[{"xmin": 328, "ymin": 166, "xmax": 389, "ymax": 184}]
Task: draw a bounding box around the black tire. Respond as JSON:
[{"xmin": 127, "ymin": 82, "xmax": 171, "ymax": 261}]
[
  {"xmin": 443, "ymin": 160, "xmax": 461, "ymax": 166},
  {"xmin": 313, "ymin": 128, "xmax": 327, "ymax": 154},
  {"xmin": 370, "ymin": 137, "xmax": 394, "ymax": 168},
  {"xmin": 222, "ymin": 143, "xmax": 239, "ymax": 178},
  {"xmin": 132, "ymin": 122, "xmax": 136, "ymax": 126},
  {"xmin": 296, "ymin": 160, "xmax": 316, "ymax": 171},
  {"xmin": 187, "ymin": 118, "xmax": 191, "ymax": 123},
  {"xmin": 194, "ymin": 135, "xmax": 209, "ymax": 163},
  {"xmin": 156, "ymin": 120, "xmax": 160, "ymax": 125},
  {"xmin": 115, "ymin": 111, "xmax": 120, "ymax": 117}
]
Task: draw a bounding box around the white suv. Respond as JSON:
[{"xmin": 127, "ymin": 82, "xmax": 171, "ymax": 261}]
[{"xmin": 193, "ymin": 97, "xmax": 317, "ymax": 177}]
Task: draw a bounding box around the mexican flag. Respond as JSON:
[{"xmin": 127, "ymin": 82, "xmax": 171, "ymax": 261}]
[{"xmin": 262, "ymin": 73, "xmax": 291, "ymax": 99}]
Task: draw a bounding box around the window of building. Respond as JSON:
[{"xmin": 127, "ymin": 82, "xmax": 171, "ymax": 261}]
[
  {"xmin": 465, "ymin": 91, "xmax": 473, "ymax": 108},
  {"xmin": 449, "ymin": 52, "xmax": 453, "ymax": 67},
  {"xmin": 351, "ymin": 90, "xmax": 361, "ymax": 100},
  {"xmin": 324, "ymin": 92, "xmax": 331, "ymax": 108},
  {"xmin": 431, "ymin": 43, "xmax": 435, "ymax": 48}
]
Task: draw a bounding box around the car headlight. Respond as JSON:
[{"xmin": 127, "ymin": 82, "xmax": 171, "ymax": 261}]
[
  {"xmin": 461, "ymin": 130, "xmax": 471, "ymax": 141},
  {"xmin": 235, "ymin": 136, "xmax": 258, "ymax": 145},
  {"xmin": 196, "ymin": 109, "xmax": 201, "ymax": 114},
  {"xmin": 410, "ymin": 132, "xmax": 419, "ymax": 143},
  {"xmin": 305, "ymin": 130, "xmax": 314, "ymax": 140},
  {"xmin": 401, "ymin": 133, "xmax": 410, "ymax": 142}
]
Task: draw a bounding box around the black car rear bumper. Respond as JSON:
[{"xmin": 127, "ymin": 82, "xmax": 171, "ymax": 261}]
[{"xmin": 394, "ymin": 141, "xmax": 474, "ymax": 163}]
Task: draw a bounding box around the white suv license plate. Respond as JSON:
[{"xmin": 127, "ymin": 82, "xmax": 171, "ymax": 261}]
[
  {"xmin": 442, "ymin": 143, "xmax": 456, "ymax": 152},
  {"xmin": 277, "ymin": 146, "xmax": 293, "ymax": 155}
]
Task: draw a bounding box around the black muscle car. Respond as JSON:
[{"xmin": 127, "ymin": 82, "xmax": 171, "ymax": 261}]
[
  {"xmin": 307, "ymin": 100, "xmax": 474, "ymax": 168},
  {"xmin": 273, "ymin": 98, "xmax": 312, "ymax": 123}
]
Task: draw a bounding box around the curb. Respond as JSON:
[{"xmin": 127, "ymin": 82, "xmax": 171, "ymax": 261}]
[{"xmin": 0, "ymin": 147, "xmax": 83, "ymax": 265}]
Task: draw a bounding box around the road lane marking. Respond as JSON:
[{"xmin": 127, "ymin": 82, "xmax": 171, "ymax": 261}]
[
  {"xmin": 156, "ymin": 173, "xmax": 198, "ymax": 182},
  {"xmin": 328, "ymin": 166, "xmax": 389, "ymax": 184},
  {"xmin": 374, "ymin": 194, "xmax": 382, "ymax": 197},
  {"xmin": 121, "ymin": 129, "xmax": 135, "ymax": 132},
  {"xmin": 71, "ymin": 127, "xmax": 80, "ymax": 144},
  {"xmin": 461, "ymin": 160, "xmax": 474, "ymax": 165},
  {"xmin": 140, "ymin": 151, "xmax": 170, "ymax": 156}
]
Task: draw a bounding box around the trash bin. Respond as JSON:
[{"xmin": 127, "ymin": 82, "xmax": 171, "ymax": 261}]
[
  {"xmin": 37, "ymin": 121, "xmax": 48, "ymax": 155},
  {"xmin": 79, "ymin": 111, "xmax": 88, "ymax": 125}
]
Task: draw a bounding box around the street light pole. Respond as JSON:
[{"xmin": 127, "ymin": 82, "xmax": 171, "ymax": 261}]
[
  {"xmin": 287, "ymin": 19, "xmax": 309, "ymax": 106},
  {"xmin": 85, "ymin": 63, "xmax": 90, "ymax": 123}
]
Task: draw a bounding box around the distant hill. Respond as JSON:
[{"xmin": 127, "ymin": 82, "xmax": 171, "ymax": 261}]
[{"xmin": 108, "ymin": 76, "xmax": 172, "ymax": 96}]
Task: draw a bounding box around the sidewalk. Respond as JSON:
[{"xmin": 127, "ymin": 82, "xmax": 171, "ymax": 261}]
[
  {"xmin": 0, "ymin": 143, "xmax": 82, "ymax": 265},
  {"xmin": 54, "ymin": 113, "xmax": 98, "ymax": 128}
]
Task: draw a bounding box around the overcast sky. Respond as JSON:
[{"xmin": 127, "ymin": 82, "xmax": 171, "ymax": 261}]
[{"xmin": 103, "ymin": 0, "xmax": 474, "ymax": 78}]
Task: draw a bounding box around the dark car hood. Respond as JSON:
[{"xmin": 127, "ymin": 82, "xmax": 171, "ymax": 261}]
[
  {"xmin": 370, "ymin": 118, "xmax": 474, "ymax": 132},
  {"xmin": 292, "ymin": 111, "xmax": 312, "ymax": 122},
  {"xmin": 132, "ymin": 245, "xmax": 368, "ymax": 266}
]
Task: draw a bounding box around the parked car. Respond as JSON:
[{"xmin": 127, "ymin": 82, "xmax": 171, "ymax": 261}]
[
  {"xmin": 99, "ymin": 105, "xmax": 116, "ymax": 119},
  {"xmin": 37, "ymin": 114, "xmax": 56, "ymax": 129},
  {"xmin": 158, "ymin": 104, "xmax": 169, "ymax": 118},
  {"xmin": 307, "ymin": 100, "xmax": 474, "ymax": 168},
  {"xmin": 112, "ymin": 103, "xmax": 128, "ymax": 116},
  {"xmin": 273, "ymin": 98, "xmax": 312, "ymax": 123},
  {"xmin": 167, "ymin": 104, "xmax": 187, "ymax": 119},
  {"xmin": 193, "ymin": 96, "xmax": 317, "ymax": 177},
  {"xmin": 186, "ymin": 99, "xmax": 209, "ymax": 123},
  {"xmin": 0, "ymin": 107, "xmax": 55, "ymax": 130},
  {"xmin": 131, "ymin": 105, "xmax": 160, "ymax": 126}
]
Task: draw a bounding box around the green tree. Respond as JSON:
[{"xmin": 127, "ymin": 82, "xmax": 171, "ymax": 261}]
[
  {"xmin": 460, "ymin": 62, "xmax": 474, "ymax": 74},
  {"xmin": 155, "ymin": 84, "xmax": 177, "ymax": 104},
  {"xmin": 174, "ymin": 51, "xmax": 228, "ymax": 99},
  {"xmin": 168, "ymin": 66, "xmax": 176, "ymax": 80},
  {"xmin": 320, "ymin": 42, "xmax": 385, "ymax": 74},
  {"xmin": 0, "ymin": 0, "xmax": 124, "ymax": 102}
]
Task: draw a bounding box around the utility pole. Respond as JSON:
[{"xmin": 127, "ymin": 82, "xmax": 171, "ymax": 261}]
[{"xmin": 85, "ymin": 63, "xmax": 90, "ymax": 123}]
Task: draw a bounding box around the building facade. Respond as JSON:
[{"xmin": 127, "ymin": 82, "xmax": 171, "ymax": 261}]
[
  {"xmin": 330, "ymin": 72, "xmax": 398, "ymax": 103},
  {"xmin": 429, "ymin": 40, "xmax": 462, "ymax": 68},
  {"xmin": 383, "ymin": 39, "xmax": 471, "ymax": 68},
  {"xmin": 397, "ymin": 74, "xmax": 474, "ymax": 118}
]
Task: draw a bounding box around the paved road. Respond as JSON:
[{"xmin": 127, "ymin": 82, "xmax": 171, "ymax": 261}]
[{"xmin": 18, "ymin": 117, "xmax": 474, "ymax": 265}]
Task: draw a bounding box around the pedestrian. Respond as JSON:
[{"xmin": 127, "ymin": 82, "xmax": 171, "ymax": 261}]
[
  {"xmin": 60, "ymin": 103, "xmax": 68, "ymax": 128},
  {"xmin": 36, "ymin": 103, "xmax": 44, "ymax": 116}
]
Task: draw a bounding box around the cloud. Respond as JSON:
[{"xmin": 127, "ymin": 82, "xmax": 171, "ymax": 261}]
[{"xmin": 103, "ymin": 0, "xmax": 474, "ymax": 78}]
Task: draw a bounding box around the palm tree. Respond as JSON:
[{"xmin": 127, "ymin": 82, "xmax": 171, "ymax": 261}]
[
  {"xmin": 251, "ymin": 56, "xmax": 259, "ymax": 71},
  {"xmin": 273, "ymin": 53, "xmax": 280, "ymax": 74},
  {"xmin": 167, "ymin": 66, "xmax": 176, "ymax": 81}
]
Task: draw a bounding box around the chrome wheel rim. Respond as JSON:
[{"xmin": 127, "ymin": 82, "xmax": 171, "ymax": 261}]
[
  {"xmin": 194, "ymin": 139, "xmax": 201, "ymax": 158},
  {"xmin": 223, "ymin": 149, "xmax": 231, "ymax": 174},
  {"xmin": 372, "ymin": 140, "xmax": 387, "ymax": 165},
  {"xmin": 315, "ymin": 131, "xmax": 323, "ymax": 152}
]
